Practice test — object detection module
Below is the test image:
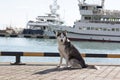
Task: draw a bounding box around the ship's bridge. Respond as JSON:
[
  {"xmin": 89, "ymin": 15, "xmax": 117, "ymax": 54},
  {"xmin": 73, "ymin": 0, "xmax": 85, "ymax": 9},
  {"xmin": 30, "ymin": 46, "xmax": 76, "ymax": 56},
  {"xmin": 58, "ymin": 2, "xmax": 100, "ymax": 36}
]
[
  {"xmin": 79, "ymin": 3, "xmax": 103, "ymax": 15},
  {"xmin": 78, "ymin": 0, "xmax": 120, "ymax": 23},
  {"xmin": 34, "ymin": 14, "xmax": 64, "ymax": 25},
  {"xmin": 78, "ymin": 1, "xmax": 103, "ymax": 22}
]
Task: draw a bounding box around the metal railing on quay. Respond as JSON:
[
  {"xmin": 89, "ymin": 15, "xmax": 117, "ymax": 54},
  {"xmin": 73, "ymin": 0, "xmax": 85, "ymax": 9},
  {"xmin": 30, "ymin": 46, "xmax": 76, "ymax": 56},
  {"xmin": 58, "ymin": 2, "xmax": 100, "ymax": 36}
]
[{"xmin": 0, "ymin": 51, "xmax": 120, "ymax": 65}]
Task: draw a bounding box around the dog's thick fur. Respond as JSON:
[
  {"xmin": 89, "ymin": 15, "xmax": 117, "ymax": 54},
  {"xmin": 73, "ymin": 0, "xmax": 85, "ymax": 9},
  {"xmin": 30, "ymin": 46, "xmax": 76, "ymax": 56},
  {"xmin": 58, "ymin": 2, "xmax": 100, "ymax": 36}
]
[{"xmin": 55, "ymin": 31, "xmax": 99, "ymax": 69}]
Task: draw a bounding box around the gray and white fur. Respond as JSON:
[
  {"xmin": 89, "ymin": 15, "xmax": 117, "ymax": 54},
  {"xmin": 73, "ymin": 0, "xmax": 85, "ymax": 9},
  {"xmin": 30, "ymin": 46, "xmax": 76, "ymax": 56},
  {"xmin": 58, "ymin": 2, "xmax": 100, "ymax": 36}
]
[{"xmin": 55, "ymin": 31, "xmax": 99, "ymax": 69}]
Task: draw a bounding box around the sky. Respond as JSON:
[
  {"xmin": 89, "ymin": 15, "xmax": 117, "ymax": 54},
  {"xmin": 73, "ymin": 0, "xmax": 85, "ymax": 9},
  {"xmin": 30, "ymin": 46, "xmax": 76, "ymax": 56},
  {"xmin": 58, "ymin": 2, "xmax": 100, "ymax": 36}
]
[{"xmin": 0, "ymin": 0, "xmax": 120, "ymax": 29}]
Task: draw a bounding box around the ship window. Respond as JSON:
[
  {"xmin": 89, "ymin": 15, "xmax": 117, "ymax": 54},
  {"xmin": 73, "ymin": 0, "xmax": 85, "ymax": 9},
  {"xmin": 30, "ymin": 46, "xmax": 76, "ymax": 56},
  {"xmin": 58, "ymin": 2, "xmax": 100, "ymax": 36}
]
[
  {"xmin": 97, "ymin": 6, "xmax": 102, "ymax": 8},
  {"xmin": 108, "ymin": 28, "xmax": 111, "ymax": 31},
  {"xmin": 47, "ymin": 20, "xmax": 54, "ymax": 22},
  {"xmin": 43, "ymin": 26, "xmax": 46, "ymax": 30},
  {"xmin": 60, "ymin": 22, "xmax": 64, "ymax": 24},
  {"xmin": 79, "ymin": 27, "xmax": 82, "ymax": 30},
  {"xmin": 103, "ymin": 28, "xmax": 107, "ymax": 31},
  {"xmin": 81, "ymin": 6, "xmax": 88, "ymax": 10},
  {"xmin": 112, "ymin": 28, "xmax": 115, "ymax": 31},
  {"xmin": 81, "ymin": 6, "xmax": 84, "ymax": 9},
  {"xmin": 73, "ymin": 25, "xmax": 75, "ymax": 28},
  {"xmin": 91, "ymin": 27, "xmax": 94, "ymax": 30},
  {"xmin": 85, "ymin": 17, "xmax": 91, "ymax": 20},
  {"xmin": 116, "ymin": 28, "xmax": 119, "ymax": 31},
  {"xmin": 87, "ymin": 27, "xmax": 90, "ymax": 30},
  {"xmin": 95, "ymin": 28, "xmax": 99, "ymax": 30},
  {"xmin": 40, "ymin": 19, "xmax": 44, "ymax": 21}
]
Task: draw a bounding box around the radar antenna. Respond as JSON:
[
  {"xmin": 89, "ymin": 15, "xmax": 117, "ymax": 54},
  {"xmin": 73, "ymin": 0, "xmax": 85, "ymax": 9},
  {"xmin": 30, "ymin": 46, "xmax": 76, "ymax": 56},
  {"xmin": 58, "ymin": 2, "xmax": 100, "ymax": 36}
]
[
  {"xmin": 50, "ymin": 0, "xmax": 59, "ymax": 15},
  {"xmin": 101, "ymin": 0, "xmax": 105, "ymax": 9},
  {"xmin": 77, "ymin": 0, "xmax": 81, "ymax": 4},
  {"xmin": 78, "ymin": 0, "xmax": 86, "ymax": 4}
]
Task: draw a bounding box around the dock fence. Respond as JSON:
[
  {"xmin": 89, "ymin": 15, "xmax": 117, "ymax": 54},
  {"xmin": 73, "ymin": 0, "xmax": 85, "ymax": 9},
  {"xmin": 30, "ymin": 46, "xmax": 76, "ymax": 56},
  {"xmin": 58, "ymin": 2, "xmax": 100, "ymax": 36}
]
[{"xmin": 0, "ymin": 51, "xmax": 120, "ymax": 65}]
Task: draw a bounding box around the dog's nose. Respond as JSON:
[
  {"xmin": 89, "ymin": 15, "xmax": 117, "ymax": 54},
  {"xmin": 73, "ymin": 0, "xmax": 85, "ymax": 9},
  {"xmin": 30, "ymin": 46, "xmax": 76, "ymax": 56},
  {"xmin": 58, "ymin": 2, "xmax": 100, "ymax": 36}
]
[{"xmin": 61, "ymin": 39, "xmax": 63, "ymax": 42}]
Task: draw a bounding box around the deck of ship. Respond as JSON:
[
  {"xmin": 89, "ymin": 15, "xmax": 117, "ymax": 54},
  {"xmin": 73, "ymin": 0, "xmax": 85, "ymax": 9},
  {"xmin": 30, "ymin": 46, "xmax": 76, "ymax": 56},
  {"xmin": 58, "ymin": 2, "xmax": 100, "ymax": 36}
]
[{"xmin": 0, "ymin": 62, "xmax": 120, "ymax": 80}]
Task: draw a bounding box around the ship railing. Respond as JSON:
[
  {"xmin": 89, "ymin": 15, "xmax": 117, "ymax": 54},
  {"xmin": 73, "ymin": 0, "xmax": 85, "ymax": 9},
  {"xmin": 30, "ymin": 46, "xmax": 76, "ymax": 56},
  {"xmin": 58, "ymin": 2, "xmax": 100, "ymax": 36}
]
[
  {"xmin": 103, "ymin": 10, "xmax": 120, "ymax": 16},
  {"xmin": 90, "ymin": 20, "xmax": 120, "ymax": 24},
  {"xmin": 0, "ymin": 51, "xmax": 120, "ymax": 65}
]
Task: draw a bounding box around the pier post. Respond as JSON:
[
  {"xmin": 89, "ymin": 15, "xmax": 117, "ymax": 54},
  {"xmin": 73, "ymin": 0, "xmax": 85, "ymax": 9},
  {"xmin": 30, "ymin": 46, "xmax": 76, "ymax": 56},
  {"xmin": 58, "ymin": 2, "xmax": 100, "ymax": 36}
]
[{"xmin": 11, "ymin": 56, "xmax": 25, "ymax": 65}]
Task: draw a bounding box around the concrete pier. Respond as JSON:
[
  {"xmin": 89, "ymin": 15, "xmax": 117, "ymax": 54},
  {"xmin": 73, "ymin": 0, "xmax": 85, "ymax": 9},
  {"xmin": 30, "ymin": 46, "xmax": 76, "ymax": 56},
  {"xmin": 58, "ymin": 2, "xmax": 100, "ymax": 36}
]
[{"xmin": 0, "ymin": 62, "xmax": 120, "ymax": 80}]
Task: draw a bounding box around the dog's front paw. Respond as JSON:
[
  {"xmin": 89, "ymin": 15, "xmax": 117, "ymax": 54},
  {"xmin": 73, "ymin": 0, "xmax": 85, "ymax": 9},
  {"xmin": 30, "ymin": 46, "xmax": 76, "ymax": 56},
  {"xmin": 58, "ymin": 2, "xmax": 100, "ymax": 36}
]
[
  {"xmin": 63, "ymin": 66, "xmax": 71, "ymax": 70},
  {"xmin": 57, "ymin": 65, "xmax": 61, "ymax": 68}
]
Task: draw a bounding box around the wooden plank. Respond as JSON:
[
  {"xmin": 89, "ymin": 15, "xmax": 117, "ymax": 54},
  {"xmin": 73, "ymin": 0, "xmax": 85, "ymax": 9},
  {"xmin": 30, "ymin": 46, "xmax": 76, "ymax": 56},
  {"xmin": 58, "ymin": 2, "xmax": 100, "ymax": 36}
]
[
  {"xmin": 23, "ymin": 52, "xmax": 44, "ymax": 56},
  {"xmin": 0, "ymin": 63, "xmax": 120, "ymax": 80},
  {"xmin": 114, "ymin": 67, "xmax": 120, "ymax": 79},
  {"xmin": 81, "ymin": 53, "xmax": 86, "ymax": 57},
  {"xmin": 98, "ymin": 66, "xmax": 115, "ymax": 78},
  {"xmin": 106, "ymin": 66, "xmax": 120, "ymax": 79},
  {"xmin": 107, "ymin": 54, "xmax": 120, "ymax": 58}
]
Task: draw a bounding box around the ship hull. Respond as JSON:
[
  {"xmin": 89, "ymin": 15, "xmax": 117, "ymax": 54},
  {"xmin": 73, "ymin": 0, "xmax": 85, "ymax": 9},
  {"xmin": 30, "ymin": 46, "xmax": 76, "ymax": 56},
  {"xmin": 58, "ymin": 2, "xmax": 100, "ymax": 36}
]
[{"xmin": 67, "ymin": 32, "xmax": 120, "ymax": 43}]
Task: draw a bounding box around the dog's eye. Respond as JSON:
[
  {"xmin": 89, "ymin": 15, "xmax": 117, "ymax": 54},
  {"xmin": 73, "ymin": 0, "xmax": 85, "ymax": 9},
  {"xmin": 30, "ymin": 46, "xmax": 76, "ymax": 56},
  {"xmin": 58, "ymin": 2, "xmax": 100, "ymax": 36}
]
[
  {"xmin": 57, "ymin": 33, "xmax": 61, "ymax": 37},
  {"xmin": 63, "ymin": 33, "xmax": 66, "ymax": 36}
]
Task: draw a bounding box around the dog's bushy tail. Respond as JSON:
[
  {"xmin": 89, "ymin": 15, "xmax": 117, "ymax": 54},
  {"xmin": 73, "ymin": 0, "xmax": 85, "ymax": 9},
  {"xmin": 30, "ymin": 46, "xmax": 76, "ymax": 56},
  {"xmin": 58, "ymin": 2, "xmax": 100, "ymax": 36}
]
[{"xmin": 86, "ymin": 65, "xmax": 100, "ymax": 70}]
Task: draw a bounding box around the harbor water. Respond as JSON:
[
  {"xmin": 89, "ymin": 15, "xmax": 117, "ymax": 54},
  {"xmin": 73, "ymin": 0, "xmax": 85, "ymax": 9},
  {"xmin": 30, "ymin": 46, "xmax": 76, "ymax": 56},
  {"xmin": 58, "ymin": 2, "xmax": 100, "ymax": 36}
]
[{"xmin": 0, "ymin": 37, "xmax": 120, "ymax": 64}]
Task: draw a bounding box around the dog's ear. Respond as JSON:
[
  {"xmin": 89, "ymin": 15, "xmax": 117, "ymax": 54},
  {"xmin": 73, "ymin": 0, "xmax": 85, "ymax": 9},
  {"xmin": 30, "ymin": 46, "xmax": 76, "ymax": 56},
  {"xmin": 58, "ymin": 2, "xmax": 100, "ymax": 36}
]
[
  {"xmin": 53, "ymin": 31, "xmax": 61, "ymax": 37},
  {"xmin": 63, "ymin": 30, "xmax": 67, "ymax": 36},
  {"xmin": 57, "ymin": 32, "xmax": 61, "ymax": 37}
]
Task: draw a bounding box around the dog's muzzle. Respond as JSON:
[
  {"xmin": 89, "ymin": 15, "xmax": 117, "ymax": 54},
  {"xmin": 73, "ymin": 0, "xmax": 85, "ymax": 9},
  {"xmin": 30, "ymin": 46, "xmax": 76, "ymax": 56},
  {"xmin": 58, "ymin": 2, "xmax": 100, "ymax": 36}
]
[{"xmin": 61, "ymin": 39, "xmax": 63, "ymax": 42}]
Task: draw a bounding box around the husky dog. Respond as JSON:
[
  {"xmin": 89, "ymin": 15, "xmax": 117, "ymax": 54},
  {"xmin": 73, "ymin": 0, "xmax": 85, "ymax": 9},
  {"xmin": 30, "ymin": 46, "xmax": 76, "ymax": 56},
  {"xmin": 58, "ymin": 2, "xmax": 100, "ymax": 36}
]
[{"xmin": 55, "ymin": 31, "xmax": 99, "ymax": 69}]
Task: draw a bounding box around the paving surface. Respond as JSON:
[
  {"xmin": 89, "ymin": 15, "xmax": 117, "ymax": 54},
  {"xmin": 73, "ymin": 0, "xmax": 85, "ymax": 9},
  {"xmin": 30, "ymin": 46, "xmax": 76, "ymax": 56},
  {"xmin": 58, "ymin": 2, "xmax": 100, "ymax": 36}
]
[{"xmin": 0, "ymin": 63, "xmax": 120, "ymax": 80}]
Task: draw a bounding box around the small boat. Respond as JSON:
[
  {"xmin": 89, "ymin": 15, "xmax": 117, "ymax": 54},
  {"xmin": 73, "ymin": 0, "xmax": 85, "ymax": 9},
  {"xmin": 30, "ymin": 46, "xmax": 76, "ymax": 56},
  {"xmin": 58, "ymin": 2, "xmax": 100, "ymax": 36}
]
[{"xmin": 0, "ymin": 27, "xmax": 18, "ymax": 37}]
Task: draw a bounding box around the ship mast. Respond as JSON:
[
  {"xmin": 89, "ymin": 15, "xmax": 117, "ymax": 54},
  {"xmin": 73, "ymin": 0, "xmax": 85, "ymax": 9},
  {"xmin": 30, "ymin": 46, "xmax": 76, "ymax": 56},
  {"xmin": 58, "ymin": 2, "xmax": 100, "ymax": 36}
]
[
  {"xmin": 101, "ymin": 0, "xmax": 105, "ymax": 9},
  {"xmin": 50, "ymin": 0, "xmax": 59, "ymax": 15},
  {"xmin": 78, "ymin": 0, "xmax": 86, "ymax": 4}
]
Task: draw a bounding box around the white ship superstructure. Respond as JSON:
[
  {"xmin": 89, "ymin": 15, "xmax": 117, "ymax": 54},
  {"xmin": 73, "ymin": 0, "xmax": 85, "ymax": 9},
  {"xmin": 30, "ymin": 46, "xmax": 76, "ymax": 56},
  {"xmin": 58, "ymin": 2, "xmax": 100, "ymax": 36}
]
[
  {"xmin": 23, "ymin": 0, "xmax": 120, "ymax": 42},
  {"xmin": 22, "ymin": 0, "xmax": 66, "ymax": 38},
  {"xmin": 65, "ymin": 0, "xmax": 120, "ymax": 42}
]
